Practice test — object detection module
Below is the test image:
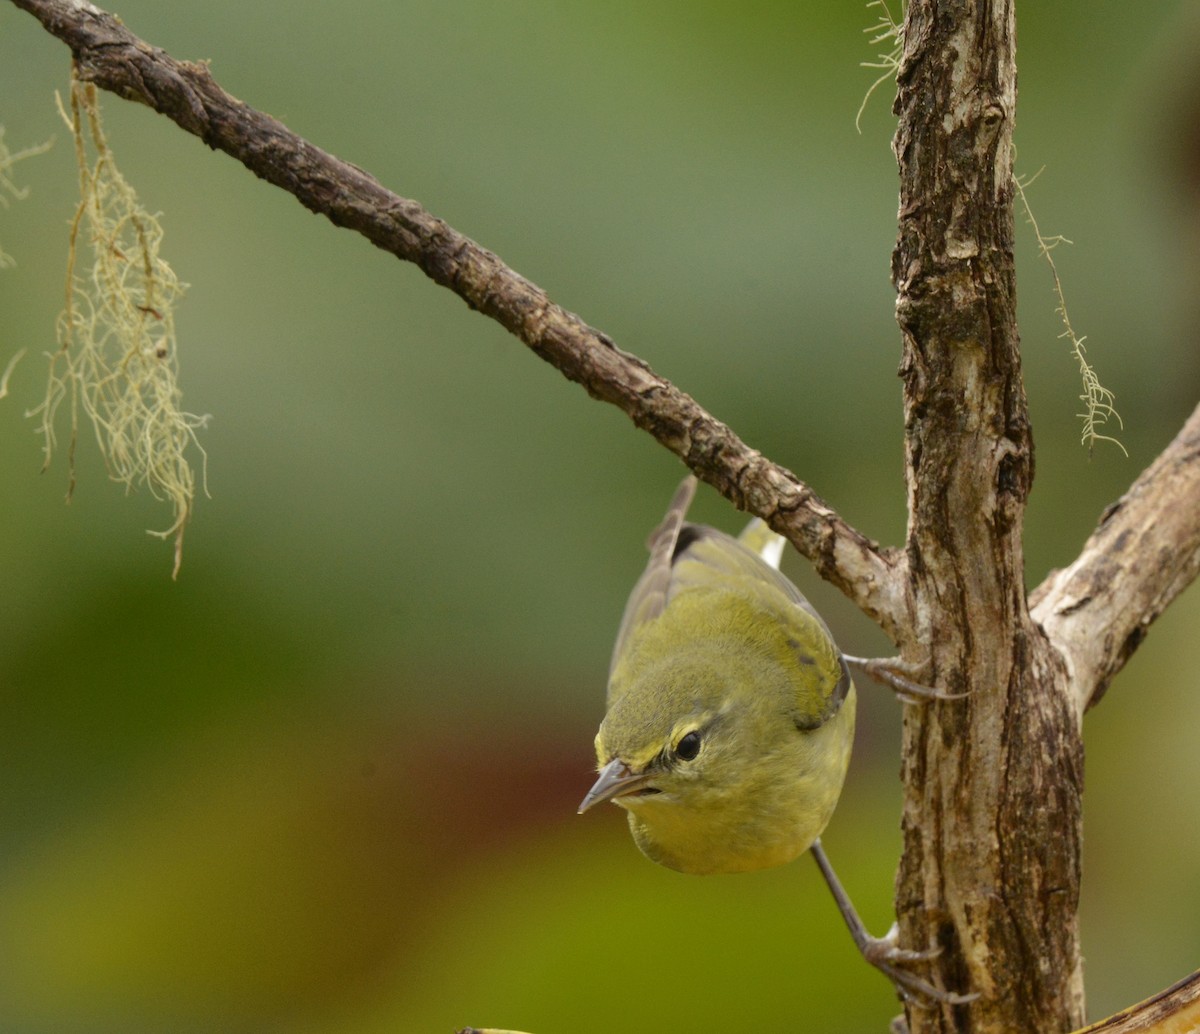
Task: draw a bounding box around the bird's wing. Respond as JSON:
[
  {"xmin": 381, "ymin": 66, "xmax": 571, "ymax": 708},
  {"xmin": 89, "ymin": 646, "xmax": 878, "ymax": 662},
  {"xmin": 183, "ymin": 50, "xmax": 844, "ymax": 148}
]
[
  {"xmin": 607, "ymin": 476, "xmax": 850, "ymax": 726},
  {"xmin": 607, "ymin": 475, "xmax": 698, "ymax": 679},
  {"xmin": 671, "ymin": 525, "xmax": 852, "ymax": 729}
]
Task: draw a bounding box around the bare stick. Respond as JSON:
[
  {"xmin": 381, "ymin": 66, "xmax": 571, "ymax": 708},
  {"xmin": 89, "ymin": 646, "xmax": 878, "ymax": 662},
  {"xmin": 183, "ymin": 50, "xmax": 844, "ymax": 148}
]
[
  {"xmin": 7, "ymin": 0, "xmax": 908, "ymax": 636},
  {"xmin": 1031, "ymin": 400, "xmax": 1200, "ymax": 718}
]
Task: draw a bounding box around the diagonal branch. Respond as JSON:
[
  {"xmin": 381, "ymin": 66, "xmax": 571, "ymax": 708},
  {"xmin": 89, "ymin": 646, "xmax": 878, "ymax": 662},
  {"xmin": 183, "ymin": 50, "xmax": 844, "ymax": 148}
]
[
  {"xmin": 1031, "ymin": 400, "xmax": 1200, "ymax": 719},
  {"xmin": 7, "ymin": 0, "xmax": 909, "ymax": 635}
]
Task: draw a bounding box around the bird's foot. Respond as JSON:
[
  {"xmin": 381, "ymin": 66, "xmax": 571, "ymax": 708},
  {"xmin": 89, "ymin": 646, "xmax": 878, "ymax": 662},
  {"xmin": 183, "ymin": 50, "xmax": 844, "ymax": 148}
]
[
  {"xmin": 859, "ymin": 923, "xmax": 979, "ymax": 1007},
  {"xmin": 843, "ymin": 655, "xmax": 969, "ymax": 705}
]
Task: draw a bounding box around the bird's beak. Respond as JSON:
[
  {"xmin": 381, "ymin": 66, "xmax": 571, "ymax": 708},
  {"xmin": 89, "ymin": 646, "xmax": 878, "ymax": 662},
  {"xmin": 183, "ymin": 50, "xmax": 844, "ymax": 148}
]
[{"xmin": 578, "ymin": 757, "xmax": 654, "ymax": 814}]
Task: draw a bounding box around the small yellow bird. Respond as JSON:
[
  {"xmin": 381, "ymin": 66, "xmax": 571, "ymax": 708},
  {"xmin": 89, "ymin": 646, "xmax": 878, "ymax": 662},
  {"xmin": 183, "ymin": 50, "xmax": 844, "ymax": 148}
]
[{"xmin": 579, "ymin": 475, "xmax": 970, "ymax": 1003}]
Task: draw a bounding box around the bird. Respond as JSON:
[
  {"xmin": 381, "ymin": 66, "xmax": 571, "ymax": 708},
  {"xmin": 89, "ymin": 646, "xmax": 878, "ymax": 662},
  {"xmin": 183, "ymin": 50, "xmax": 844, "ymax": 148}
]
[{"xmin": 579, "ymin": 474, "xmax": 973, "ymax": 1004}]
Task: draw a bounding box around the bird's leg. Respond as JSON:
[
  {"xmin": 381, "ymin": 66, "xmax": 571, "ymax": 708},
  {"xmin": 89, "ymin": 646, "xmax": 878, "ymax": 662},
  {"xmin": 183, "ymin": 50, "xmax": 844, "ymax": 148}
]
[
  {"xmin": 842, "ymin": 655, "xmax": 968, "ymax": 705},
  {"xmin": 809, "ymin": 839, "xmax": 978, "ymax": 1006}
]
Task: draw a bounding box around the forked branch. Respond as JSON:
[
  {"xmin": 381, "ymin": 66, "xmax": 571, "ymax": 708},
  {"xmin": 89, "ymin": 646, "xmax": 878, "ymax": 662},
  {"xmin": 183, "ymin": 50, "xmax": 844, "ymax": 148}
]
[{"xmin": 1031, "ymin": 400, "xmax": 1200, "ymax": 718}]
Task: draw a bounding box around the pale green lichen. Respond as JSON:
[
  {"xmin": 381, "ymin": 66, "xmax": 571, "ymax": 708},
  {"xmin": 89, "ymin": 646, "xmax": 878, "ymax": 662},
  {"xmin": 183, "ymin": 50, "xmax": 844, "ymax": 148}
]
[
  {"xmin": 856, "ymin": 0, "xmax": 905, "ymax": 133},
  {"xmin": 31, "ymin": 76, "xmax": 209, "ymax": 577},
  {"xmin": 855, "ymin": 0, "xmax": 1126, "ymax": 458},
  {"xmin": 0, "ymin": 124, "xmax": 53, "ymax": 268},
  {"xmin": 1015, "ymin": 170, "xmax": 1127, "ymax": 457}
]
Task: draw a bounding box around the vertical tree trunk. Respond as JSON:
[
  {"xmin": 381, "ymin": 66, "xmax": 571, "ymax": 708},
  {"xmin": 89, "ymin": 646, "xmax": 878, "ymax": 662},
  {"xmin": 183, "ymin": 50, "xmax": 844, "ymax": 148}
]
[{"xmin": 892, "ymin": 2, "xmax": 1086, "ymax": 1031}]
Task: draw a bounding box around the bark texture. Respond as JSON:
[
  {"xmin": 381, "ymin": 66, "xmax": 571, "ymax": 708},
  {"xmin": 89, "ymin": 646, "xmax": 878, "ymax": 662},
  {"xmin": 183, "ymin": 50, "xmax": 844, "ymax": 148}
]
[
  {"xmin": 892, "ymin": 2, "xmax": 1085, "ymax": 1031},
  {"xmin": 1032, "ymin": 400, "xmax": 1200, "ymax": 717},
  {"xmin": 8, "ymin": 0, "xmax": 908, "ymax": 637},
  {"xmin": 8, "ymin": 3, "xmax": 1200, "ymax": 1032}
]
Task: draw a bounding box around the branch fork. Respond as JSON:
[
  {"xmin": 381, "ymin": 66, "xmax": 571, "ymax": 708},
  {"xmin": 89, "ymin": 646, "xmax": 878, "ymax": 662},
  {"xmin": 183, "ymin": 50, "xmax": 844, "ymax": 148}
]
[{"xmin": 9, "ymin": 2, "xmax": 1200, "ymax": 1030}]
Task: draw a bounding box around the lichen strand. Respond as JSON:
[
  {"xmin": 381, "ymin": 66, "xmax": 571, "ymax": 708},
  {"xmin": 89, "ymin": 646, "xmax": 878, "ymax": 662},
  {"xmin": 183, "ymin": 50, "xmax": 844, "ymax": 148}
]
[
  {"xmin": 0, "ymin": 125, "xmax": 54, "ymax": 268},
  {"xmin": 33, "ymin": 76, "xmax": 207, "ymax": 577}
]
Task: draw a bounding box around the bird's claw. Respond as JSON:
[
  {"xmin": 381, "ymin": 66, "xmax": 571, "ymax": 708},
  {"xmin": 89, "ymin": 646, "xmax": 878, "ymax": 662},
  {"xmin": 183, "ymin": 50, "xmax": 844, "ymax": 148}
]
[
  {"xmin": 843, "ymin": 655, "xmax": 970, "ymax": 705},
  {"xmin": 862, "ymin": 924, "xmax": 980, "ymax": 1007},
  {"xmin": 810, "ymin": 843, "xmax": 977, "ymax": 1008},
  {"xmin": 862, "ymin": 923, "xmax": 941, "ymax": 966}
]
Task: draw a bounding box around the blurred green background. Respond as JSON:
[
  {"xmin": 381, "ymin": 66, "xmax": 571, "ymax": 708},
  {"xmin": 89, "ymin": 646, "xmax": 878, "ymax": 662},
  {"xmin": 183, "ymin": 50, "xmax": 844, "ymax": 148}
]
[{"xmin": 2, "ymin": 2, "xmax": 1198, "ymax": 1031}]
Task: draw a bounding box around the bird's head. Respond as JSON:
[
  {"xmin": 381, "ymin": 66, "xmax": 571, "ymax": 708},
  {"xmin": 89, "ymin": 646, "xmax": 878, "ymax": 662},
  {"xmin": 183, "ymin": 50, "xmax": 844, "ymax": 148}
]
[{"xmin": 578, "ymin": 645, "xmax": 831, "ymax": 874}]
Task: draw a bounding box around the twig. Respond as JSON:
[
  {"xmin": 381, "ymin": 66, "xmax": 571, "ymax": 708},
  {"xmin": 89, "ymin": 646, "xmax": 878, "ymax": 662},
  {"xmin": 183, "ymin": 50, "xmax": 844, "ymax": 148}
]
[
  {"xmin": 6, "ymin": 0, "xmax": 908, "ymax": 634},
  {"xmin": 1070, "ymin": 967, "xmax": 1200, "ymax": 1033},
  {"xmin": 1030, "ymin": 399, "xmax": 1200, "ymax": 717}
]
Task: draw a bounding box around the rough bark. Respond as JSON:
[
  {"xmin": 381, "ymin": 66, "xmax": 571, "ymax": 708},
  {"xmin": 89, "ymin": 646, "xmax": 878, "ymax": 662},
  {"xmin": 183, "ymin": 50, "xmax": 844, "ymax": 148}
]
[
  {"xmin": 7, "ymin": 2, "xmax": 1200, "ymax": 1032},
  {"xmin": 7, "ymin": 0, "xmax": 908, "ymax": 638},
  {"xmin": 1031, "ymin": 400, "xmax": 1200, "ymax": 717},
  {"xmin": 892, "ymin": 2, "xmax": 1085, "ymax": 1031}
]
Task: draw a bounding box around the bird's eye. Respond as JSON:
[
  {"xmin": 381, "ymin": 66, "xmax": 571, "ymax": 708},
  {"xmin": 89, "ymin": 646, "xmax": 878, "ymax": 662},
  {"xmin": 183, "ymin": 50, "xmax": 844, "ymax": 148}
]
[{"xmin": 674, "ymin": 730, "xmax": 702, "ymax": 761}]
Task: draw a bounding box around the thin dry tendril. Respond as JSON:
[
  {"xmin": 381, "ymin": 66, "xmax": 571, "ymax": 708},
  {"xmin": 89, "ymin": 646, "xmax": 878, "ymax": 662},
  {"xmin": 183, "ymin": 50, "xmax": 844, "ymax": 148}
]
[{"xmin": 29, "ymin": 73, "xmax": 209, "ymax": 577}]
